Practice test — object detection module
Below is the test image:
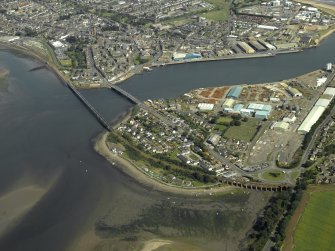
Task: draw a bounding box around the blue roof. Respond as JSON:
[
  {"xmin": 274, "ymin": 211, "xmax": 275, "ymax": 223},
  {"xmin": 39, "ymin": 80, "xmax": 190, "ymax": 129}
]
[
  {"xmin": 248, "ymin": 103, "xmax": 272, "ymax": 112},
  {"xmin": 233, "ymin": 104, "xmax": 244, "ymax": 111},
  {"xmin": 227, "ymin": 86, "xmax": 243, "ymax": 98},
  {"xmin": 255, "ymin": 110, "xmax": 270, "ymax": 117}
]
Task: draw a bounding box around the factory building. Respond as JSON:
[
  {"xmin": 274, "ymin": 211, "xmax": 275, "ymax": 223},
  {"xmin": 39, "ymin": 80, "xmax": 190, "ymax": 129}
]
[
  {"xmin": 237, "ymin": 42, "xmax": 255, "ymax": 54},
  {"xmin": 248, "ymin": 103, "xmax": 272, "ymax": 119},
  {"xmin": 297, "ymin": 87, "xmax": 335, "ymax": 134},
  {"xmin": 240, "ymin": 108, "xmax": 253, "ymax": 117},
  {"xmin": 198, "ymin": 103, "xmax": 214, "ymax": 111},
  {"xmin": 327, "ymin": 63, "xmax": 332, "ymax": 71},
  {"xmin": 258, "ymin": 39, "xmax": 276, "ymax": 50},
  {"xmin": 287, "ymin": 87, "xmax": 303, "ymax": 97},
  {"xmin": 231, "ymin": 45, "xmax": 243, "ymax": 54},
  {"xmin": 257, "ymin": 25, "xmax": 278, "ymax": 30},
  {"xmin": 248, "ymin": 40, "xmax": 267, "ymax": 51},
  {"xmin": 222, "ymin": 98, "xmax": 235, "ymax": 108},
  {"xmin": 233, "ymin": 104, "xmax": 244, "ymax": 112},
  {"xmin": 272, "ymin": 121, "xmax": 290, "ymax": 131},
  {"xmin": 248, "ymin": 103, "xmax": 272, "ymax": 112},
  {"xmin": 315, "ymin": 98, "xmax": 331, "ymax": 108},
  {"xmin": 255, "ymin": 110, "xmax": 270, "ymax": 119},
  {"xmin": 316, "ymin": 77, "xmax": 327, "ymax": 88},
  {"xmin": 173, "ymin": 52, "xmax": 202, "ymax": 61},
  {"xmin": 297, "ymin": 106, "xmax": 326, "ymax": 133},
  {"xmin": 226, "ymin": 86, "xmax": 243, "ymax": 99},
  {"xmin": 324, "ymin": 87, "xmax": 335, "ymax": 97}
]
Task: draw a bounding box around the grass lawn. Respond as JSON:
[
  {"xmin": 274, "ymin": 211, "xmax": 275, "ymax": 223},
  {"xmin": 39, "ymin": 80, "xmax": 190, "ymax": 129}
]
[
  {"xmin": 261, "ymin": 170, "xmax": 285, "ymax": 181},
  {"xmin": 224, "ymin": 118, "xmax": 259, "ymax": 141},
  {"xmin": 60, "ymin": 59, "xmax": 72, "ymax": 67},
  {"xmin": 290, "ymin": 170, "xmax": 300, "ymax": 182},
  {"xmin": 201, "ymin": 0, "xmax": 230, "ymax": 21},
  {"xmin": 292, "ymin": 186, "xmax": 335, "ymax": 251},
  {"xmin": 216, "ymin": 116, "xmax": 233, "ymax": 125},
  {"xmin": 214, "ymin": 124, "xmax": 228, "ymax": 133}
]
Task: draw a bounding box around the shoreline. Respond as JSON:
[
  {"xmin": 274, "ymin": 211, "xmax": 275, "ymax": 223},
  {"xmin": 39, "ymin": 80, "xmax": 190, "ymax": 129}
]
[
  {"xmin": 0, "ymin": 0, "xmax": 335, "ymax": 88},
  {"xmin": 94, "ymin": 130, "xmax": 236, "ymax": 196},
  {"xmin": 294, "ymin": 0, "xmax": 335, "ymax": 15},
  {"xmin": 0, "ymin": 41, "xmax": 72, "ymax": 88}
]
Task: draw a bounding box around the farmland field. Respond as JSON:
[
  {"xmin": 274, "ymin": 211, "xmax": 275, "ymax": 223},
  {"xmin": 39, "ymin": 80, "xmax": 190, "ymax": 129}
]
[{"xmin": 290, "ymin": 185, "xmax": 335, "ymax": 251}]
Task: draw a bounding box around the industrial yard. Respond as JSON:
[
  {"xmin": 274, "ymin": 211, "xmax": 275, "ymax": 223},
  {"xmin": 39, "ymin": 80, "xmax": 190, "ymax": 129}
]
[{"xmin": 105, "ymin": 63, "xmax": 335, "ymax": 188}]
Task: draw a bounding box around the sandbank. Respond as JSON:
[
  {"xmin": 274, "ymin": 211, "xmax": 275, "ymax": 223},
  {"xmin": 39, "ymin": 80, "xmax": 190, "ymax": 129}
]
[{"xmin": 0, "ymin": 185, "xmax": 46, "ymax": 235}]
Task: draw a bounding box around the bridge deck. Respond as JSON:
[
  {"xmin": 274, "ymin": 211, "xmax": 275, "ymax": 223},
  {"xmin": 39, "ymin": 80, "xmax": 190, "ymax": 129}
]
[{"xmin": 67, "ymin": 83, "xmax": 112, "ymax": 131}]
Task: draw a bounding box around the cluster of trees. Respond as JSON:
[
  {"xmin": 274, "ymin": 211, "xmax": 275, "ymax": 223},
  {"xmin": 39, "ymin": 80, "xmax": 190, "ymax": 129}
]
[
  {"xmin": 324, "ymin": 144, "xmax": 335, "ymax": 155},
  {"xmin": 23, "ymin": 27, "xmax": 38, "ymax": 37},
  {"xmin": 244, "ymin": 190, "xmax": 292, "ymax": 251},
  {"xmin": 243, "ymin": 169, "xmax": 318, "ymax": 251}
]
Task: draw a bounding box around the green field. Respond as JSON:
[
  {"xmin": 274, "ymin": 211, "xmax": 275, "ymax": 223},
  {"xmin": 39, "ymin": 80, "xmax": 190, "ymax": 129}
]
[
  {"xmin": 201, "ymin": 0, "xmax": 230, "ymax": 21},
  {"xmin": 224, "ymin": 118, "xmax": 258, "ymax": 141},
  {"xmin": 293, "ymin": 187, "xmax": 335, "ymax": 251},
  {"xmin": 261, "ymin": 170, "xmax": 285, "ymax": 181},
  {"xmin": 290, "ymin": 170, "xmax": 300, "ymax": 183},
  {"xmin": 216, "ymin": 116, "xmax": 233, "ymax": 125}
]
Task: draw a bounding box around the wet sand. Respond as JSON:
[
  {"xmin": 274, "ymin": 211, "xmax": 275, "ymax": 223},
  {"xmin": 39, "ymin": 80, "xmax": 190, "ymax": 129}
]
[
  {"xmin": 0, "ymin": 186, "xmax": 46, "ymax": 235},
  {"xmin": 94, "ymin": 131, "xmax": 235, "ymax": 196},
  {"xmin": 140, "ymin": 239, "xmax": 173, "ymax": 251}
]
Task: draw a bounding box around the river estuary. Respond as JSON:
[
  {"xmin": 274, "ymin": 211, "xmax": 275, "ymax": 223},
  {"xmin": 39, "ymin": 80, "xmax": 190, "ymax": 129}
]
[{"xmin": 0, "ymin": 32, "xmax": 334, "ymax": 251}]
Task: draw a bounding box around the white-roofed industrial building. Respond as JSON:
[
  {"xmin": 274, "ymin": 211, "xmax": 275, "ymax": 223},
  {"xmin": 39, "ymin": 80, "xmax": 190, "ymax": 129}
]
[
  {"xmin": 297, "ymin": 106, "xmax": 326, "ymax": 133},
  {"xmin": 198, "ymin": 103, "xmax": 214, "ymax": 111},
  {"xmin": 287, "ymin": 87, "xmax": 303, "ymax": 97},
  {"xmin": 315, "ymin": 98, "xmax": 331, "ymax": 108},
  {"xmin": 222, "ymin": 98, "xmax": 235, "ymax": 108},
  {"xmin": 324, "ymin": 87, "xmax": 335, "ymax": 97},
  {"xmin": 272, "ymin": 121, "xmax": 290, "ymax": 131}
]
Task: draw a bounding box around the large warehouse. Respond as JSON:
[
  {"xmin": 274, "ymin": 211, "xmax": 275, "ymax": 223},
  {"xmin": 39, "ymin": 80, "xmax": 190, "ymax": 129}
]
[
  {"xmin": 226, "ymin": 86, "xmax": 243, "ymax": 99},
  {"xmin": 297, "ymin": 87, "xmax": 335, "ymax": 134},
  {"xmin": 297, "ymin": 106, "xmax": 326, "ymax": 133}
]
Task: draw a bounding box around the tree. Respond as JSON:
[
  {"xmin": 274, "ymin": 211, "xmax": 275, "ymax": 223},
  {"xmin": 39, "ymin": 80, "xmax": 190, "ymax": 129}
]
[
  {"xmin": 234, "ymin": 120, "xmax": 241, "ymax": 126},
  {"xmin": 66, "ymin": 36, "xmax": 78, "ymax": 44}
]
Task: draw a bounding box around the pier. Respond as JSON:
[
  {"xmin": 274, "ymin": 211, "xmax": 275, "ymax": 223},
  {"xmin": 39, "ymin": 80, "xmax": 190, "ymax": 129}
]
[{"xmin": 67, "ymin": 83, "xmax": 112, "ymax": 131}]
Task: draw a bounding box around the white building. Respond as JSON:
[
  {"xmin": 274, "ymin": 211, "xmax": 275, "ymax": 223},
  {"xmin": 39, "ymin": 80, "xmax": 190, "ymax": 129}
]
[
  {"xmin": 315, "ymin": 98, "xmax": 331, "ymax": 108},
  {"xmin": 198, "ymin": 103, "xmax": 214, "ymax": 111},
  {"xmin": 316, "ymin": 77, "xmax": 327, "ymax": 88},
  {"xmin": 297, "ymin": 106, "xmax": 326, "ymax": 133},
  {"xmin": 326, "ymin": 63, "xmax": 332, "ymax": 71},
  {"xmin": 257, "ymin": 25, "xmax": 278, "ymax": 30},
  {"xmin": 324, "ymin": 87, "xmax": 335, "ymax": 97},
  {"xmin": 283, "ymin": 113, "xmax": 296, "ymax": 123}
]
